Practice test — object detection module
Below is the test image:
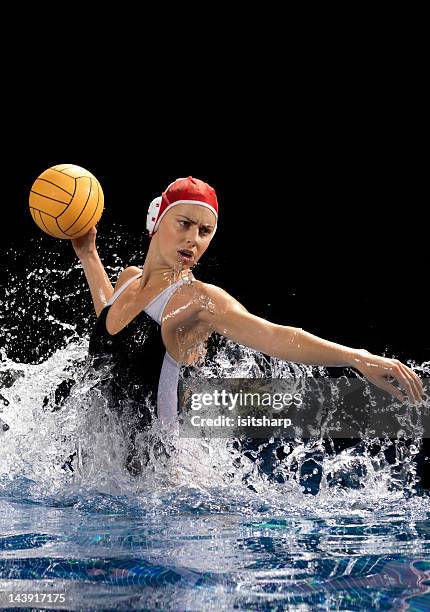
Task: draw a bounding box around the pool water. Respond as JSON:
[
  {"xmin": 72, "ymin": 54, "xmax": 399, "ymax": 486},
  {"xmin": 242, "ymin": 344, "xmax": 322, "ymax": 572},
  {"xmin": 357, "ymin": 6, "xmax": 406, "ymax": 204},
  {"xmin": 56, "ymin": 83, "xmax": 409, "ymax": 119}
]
[{"xmin": 0, "ymin": 473, "xmax": 429, "ymax": 610}]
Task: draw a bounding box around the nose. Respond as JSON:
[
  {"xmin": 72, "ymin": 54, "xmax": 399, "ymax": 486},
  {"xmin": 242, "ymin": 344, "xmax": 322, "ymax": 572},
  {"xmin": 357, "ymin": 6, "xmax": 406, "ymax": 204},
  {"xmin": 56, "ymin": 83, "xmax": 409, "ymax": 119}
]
[{"xmin": 185, "ymin": 225, "xmax": 199, "ymax": 246}]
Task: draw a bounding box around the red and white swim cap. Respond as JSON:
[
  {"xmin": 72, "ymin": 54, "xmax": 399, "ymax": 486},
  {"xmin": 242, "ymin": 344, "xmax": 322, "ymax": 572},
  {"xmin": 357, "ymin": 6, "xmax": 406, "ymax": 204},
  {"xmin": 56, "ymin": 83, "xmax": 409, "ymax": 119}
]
[{"xmin": 146, "ymin": 176, "xmax": 218, "ymax": 236}]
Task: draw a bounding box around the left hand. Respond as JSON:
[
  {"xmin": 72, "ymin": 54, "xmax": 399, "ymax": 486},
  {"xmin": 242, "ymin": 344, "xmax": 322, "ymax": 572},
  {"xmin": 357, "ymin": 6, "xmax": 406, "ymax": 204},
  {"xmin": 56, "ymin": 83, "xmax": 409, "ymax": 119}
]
[{"xmin": 350, "ymin": 349, "xmax": 423, "ymax": 403}]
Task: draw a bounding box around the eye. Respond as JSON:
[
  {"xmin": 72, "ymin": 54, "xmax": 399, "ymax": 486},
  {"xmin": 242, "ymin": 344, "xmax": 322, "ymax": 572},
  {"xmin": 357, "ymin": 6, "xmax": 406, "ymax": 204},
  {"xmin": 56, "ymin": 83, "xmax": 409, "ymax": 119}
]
[{"xmin": 179, "ymin": 220, "xmax": 190, "ymax": 227}]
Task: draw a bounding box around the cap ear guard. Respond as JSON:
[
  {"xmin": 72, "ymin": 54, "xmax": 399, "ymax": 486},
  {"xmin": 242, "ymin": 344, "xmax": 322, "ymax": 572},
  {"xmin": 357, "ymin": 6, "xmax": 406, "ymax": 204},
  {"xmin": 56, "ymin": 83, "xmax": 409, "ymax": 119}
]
[{"xmin": 146, "ymin": 196, "xmax": 162, "ymax": 235}]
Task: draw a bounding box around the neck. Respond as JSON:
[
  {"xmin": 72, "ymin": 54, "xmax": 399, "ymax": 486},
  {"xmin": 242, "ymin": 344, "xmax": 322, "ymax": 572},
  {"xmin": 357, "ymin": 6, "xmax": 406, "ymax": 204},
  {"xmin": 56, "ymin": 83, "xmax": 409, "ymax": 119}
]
[{"xmin": 139, "ymin": 239, "xmax": 191, "ymax": 289}]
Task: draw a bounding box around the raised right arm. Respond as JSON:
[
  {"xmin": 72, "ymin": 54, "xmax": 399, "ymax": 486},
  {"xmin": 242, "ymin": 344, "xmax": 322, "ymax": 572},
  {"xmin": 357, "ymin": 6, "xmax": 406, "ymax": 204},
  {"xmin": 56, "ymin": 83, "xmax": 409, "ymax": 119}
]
[
  {"xmin": 71, "ymin": 227, "xmax": 143, "ymax": 317},
  {"xmin": 71, "ymin": 227, "xmax": 114, "ymax": 317}
]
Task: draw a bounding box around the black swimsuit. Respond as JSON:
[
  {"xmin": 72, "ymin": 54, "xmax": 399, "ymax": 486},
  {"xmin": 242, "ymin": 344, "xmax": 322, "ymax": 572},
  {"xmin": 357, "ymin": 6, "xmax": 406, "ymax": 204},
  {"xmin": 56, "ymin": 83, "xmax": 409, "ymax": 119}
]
[
  {"xmin": 85, "ymin": 272, "xmax": 188, "ymax": 474},
  {"xmin": 88, "ymin": 304, "xmax": 165, "ymax": 429}
]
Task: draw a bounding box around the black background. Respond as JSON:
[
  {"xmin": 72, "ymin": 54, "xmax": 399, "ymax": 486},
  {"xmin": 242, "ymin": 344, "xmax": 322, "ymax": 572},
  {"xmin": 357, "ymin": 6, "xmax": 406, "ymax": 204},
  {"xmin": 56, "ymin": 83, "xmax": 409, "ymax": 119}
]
[{"xmin": 4, "ymin": 106, "xmax": 428, "ymax": 364}]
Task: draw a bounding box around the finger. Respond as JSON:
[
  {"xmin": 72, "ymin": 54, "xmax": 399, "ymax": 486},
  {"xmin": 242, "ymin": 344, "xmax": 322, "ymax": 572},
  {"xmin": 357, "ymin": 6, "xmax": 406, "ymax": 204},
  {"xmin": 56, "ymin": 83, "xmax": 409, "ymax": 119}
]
[
  {"xmin": 374, "ymin": 377, "xmax": 405, "ymax": 402},
  {"xmin": 387, "ymin": 363, "xmax": 417, "ymax": 403},
  {"xmin": 403, "ymin": 364, "xmax": 424, "ymax": 394},
  {"xmin": 390, "ymin": 361, "xmax": 420, "ymax": 403},
  {"xmin": 398, "ymin": 363, "xmax": 423, "ymax": 402}
]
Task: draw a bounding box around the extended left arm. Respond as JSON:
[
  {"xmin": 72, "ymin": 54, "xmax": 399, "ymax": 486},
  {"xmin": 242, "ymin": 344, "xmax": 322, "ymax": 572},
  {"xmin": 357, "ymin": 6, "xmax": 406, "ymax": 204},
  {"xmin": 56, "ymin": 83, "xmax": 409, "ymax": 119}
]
[
  {"xmin": 199, "ymin": 286, "xmax": 354, "ymax": 365},
  {"xmin": 197, "ymin": 284, "xmax": 423, "ymax": 402}
]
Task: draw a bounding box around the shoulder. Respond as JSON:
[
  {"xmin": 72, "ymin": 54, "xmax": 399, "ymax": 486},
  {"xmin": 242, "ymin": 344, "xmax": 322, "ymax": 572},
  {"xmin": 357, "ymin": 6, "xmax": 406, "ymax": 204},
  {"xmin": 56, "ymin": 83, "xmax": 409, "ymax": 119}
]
[
  {"xmin": 161, "ymin": 279, "xmax": 226, "ymax": 325},
  {"xmin": 198, "ymin": 281, "xmax": 246, "ymax": 306},
  {"xmin": 176, "ymin": 279, "xmax": 224, "ymax": 302},
  {"xmin": 180, "ymin": 280, "xmax": 248, "ymax": 317},
  {"xmin": 113, "ymin": 266, "xmax": 142, "ymax": 292}
]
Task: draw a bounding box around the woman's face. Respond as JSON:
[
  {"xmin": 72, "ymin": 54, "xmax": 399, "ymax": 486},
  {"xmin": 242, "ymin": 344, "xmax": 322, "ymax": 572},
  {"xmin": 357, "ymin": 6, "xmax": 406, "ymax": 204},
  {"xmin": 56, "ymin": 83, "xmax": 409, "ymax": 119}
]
[{"xmin": 156, "ymin": 204, "xmax": 216, "ymax": 268}]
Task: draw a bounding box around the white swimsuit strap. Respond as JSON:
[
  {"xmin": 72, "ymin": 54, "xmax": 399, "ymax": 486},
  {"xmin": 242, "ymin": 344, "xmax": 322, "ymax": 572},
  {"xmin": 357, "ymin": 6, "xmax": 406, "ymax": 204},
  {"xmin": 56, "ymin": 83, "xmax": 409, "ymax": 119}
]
[
  {"xmin": 144, "ymin": 276, "xmax": 189, "ymax": 325},
  {"xmin": 106, "ymin": 272, "xmax": 142, "ymax": 307},
  {"xmin": 106, "ymin": 272, "xmax": 189, "ymax": 316}
]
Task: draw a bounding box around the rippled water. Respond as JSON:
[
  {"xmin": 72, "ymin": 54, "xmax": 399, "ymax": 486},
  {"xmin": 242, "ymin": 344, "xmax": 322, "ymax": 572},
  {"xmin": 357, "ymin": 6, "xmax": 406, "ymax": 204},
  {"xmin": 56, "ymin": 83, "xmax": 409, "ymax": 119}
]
[
  {"xmin": 1, "ymin": 234, "xmax": 429, "ymax": 610},
  {"xmin": 0, "ymin": 472, "xmax": 429, "ymax": 610}
]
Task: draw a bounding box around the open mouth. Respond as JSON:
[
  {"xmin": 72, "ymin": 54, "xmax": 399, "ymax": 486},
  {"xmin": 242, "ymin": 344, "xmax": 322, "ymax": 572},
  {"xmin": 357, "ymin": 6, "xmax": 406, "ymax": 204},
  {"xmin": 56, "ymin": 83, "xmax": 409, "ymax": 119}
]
[{"xmin": 177, "ymin": 249, "xmax": 194, "ymax": 262}]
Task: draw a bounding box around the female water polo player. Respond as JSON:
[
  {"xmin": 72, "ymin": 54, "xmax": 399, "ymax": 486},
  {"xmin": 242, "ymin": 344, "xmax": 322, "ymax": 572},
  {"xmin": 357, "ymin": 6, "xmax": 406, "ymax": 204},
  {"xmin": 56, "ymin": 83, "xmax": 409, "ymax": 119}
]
[{"xmin": 71, "ymin": 176, "xmax": 423, "ymax": 474}]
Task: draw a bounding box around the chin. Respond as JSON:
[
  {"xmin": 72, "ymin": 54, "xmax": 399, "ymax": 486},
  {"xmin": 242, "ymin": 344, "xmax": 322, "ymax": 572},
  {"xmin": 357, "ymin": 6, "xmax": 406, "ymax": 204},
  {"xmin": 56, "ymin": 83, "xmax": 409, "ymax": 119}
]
[
  {"xmin": 170, "ymin": 258, "xmax": 187, "ymax": 270},
  {"xmin": 174, "ymin": 256, "xmax": 195, "ymax": 268}
]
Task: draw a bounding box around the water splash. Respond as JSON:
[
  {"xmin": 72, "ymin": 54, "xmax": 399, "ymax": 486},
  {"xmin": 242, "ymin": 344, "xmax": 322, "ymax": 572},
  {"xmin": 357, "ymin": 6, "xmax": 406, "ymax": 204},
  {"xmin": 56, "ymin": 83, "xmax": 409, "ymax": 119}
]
[{"xmin": 0, "ymin": 233, "xmax": 429, "ymax": 522}]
